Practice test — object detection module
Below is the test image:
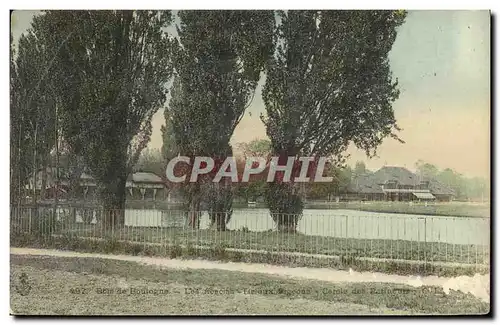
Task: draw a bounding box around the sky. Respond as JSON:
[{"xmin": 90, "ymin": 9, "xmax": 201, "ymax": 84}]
[{"xmin": 10, "ymin": 10, "xmax": 491, "ymax": 178}]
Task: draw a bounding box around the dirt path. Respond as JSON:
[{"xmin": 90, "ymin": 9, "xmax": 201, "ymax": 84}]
[{"xmin": 10, "ymin": 247, "xmax": 490, "ymax": 303}]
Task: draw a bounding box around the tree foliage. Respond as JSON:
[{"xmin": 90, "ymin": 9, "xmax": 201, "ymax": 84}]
[
  {"xmin": 306, "ymin": 165, "xmax": 352, "ymax": 199},
  {"xmin": 168, "ymin": 10, "xmax": 274, "ymax": 230},
  {"xmin": 11, "ymin": 18, "xmax": 59, "ymax": 203},
  {"xmin": 236, "ymin": 139, "xmax": 272, "ymax": 159},
  {"xmin": 171, "ymin": 11, "xmax": 274, "ymax": 156},
  {"xmin": 415, "ymin": 160, "xmax": 489, "ymax": 201},
  {"xmin": 32, "ymin": 10, "xmax": 174, "ymax": 224},
  {"xmin": 133, "ymin": 148, "xmax": 165, "ymax": 177},
  {"xmin": 50, "ymin": 138, "xmax": 86, "ymax": 200},
  {"xmin": 354, "ymin": 161, "xmax": 368, "ymax": 176},
  {"xmin": 161, "ymin": 108, "xmax": 179, "ymax": 162},
  {"xmin": 415, "ymin": 159, "xmax": 439, "ymax": 179},
  {"xmin": 262, "ymin": 10, "xmax": 407, "ymax": 231},
  {"xmin": 233, "ymin": 139, "xmax": 272, "ymax": 202},
  {"xmin": 10, "ymin": 32, "xmax": 24, "ymax": 203}
]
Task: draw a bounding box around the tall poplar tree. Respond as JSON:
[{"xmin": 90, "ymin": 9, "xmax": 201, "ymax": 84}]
[{"xmin": 262, "ymin": 10, "xmax": 407, "ymax": 231}]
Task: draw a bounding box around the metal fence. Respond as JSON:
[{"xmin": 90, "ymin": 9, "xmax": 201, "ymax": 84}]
[{"xmin": 10, "ymin": 205, "xmax": 490, "ymax": 267}]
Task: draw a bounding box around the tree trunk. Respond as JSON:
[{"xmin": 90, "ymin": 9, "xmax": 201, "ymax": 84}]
[
  {"xmin": 11, "ymin": 112, "xmax": 22, "ymax": 205},
  {"xmin": 100, "ymin": 176, "xmax": 126, "ymax": 228},
  {"xmin": 188, "ymin": 197, "xmax": 200, "ymax": 229},
  {"xmin": 32, "ymin": 125, "xmax": 38, "ymax": 205},
  {"xmin": 276, "ymin": 221, "xmax": 298, "ymax": 233},
  {"xmin": 208, "ymin": 182, "xmax": 232, "ymax": 232},
  {"xmin": 40, "ymin": 166, "xmax": 47, "ymax": 200},
  {"xmin": 10, "ymin": 169, "xmax": 17, "ymax": 204},
  {"xmin": 182, "ymin": 183, "xmax": 201, "ymax": 230},
  {"xmin": 209, "ymin": 212, "xmax": 229, "ymax": 231},
  {"xmin": 10, "ymin": 140, "xmax": 20, "ymax": 204},
  {"xmin": 207, "ymin": 149, "xmax": 233, "ymax": 231},
  {"xmin": 265, "ymin": 182, "xmax": 303, "ymax": 233},
  {"xmin": 68, "ymin": 154, "xmax": 85, "ymax": 201}
]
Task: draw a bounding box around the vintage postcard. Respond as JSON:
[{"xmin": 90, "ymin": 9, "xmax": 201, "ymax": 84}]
[{"xmin": 9, "ymin": 9, "xmax": 490, "ymax": 316}]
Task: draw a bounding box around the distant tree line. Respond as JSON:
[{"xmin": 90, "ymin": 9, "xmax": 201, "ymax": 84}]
[{"xmin": 415, "ymin": 160, "xmax": 489, "ymax": 201}]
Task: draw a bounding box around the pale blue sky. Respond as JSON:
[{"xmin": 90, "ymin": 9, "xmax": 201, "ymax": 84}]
[{"xmin": 11, "ymin": 10, "xmax": 491, "ymax": 178}]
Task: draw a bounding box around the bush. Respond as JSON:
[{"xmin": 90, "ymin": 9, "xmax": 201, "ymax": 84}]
[
  {"xmin": 142, "ymin": 245, "xmax": 155, "ymax": 257},
  {"xmin": 340, "ymin": 254, "xmax": 359, "ymax": 266},
  {"xmin": 212, "ymin": 244, "xmax": 228, "ymax": 260},
  {"xmin": 88, "ymin": 239, "xmax": 102, "ymax": 252},
  {"xmin": 264, "ymin": 251, "xmax": 274, "ymax": 263},
  {"xmin": 231, "ymin": 251, "xmax": 244, "ymax": 262},
  {"xmin": 102, "ymin": 237, "xmax": 120, "ymax": 254},
  {"xmin": 59, "ymin": 233, "xmax": 80, "ymax": 250},
  {"xmin": 184, "ymin": 242, "xmax": 197, "ymax": 257},
  {"xmin": 9, "ymin": 230, "xmax": 489, "ymax": 278},
  {"xmin": 10, "ymin": 232, "xmax": 34, "ymax": 247},
  {"xmin": 169, "ymin": 244, "xmax": 183, "ymax": 259},
  {"xmin": 123, "ymin": 242, "xmax": 143, "ymax": 256}
]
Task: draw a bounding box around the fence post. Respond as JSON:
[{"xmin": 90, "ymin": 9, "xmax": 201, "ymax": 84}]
[
  {"xmin": 28, "ymin": 208, "xmax": 32, "ymax": 235},
  {"xmin": 424, "ymin": 217, "xmax": 427, "ymax": 270},
  {"xmin": 345, "ymin": 215, "xmax": 348, "ymax": 259},
  {"xmin": 111, "ymin": 209, "xmax": 115, "ymax": 238}
]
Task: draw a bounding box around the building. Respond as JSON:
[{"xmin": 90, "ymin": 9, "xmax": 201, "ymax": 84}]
[
  {"xmin": 348, "ymin": 166, "xmax": 455, "ymax": 202},
  {"xmin": 426, "ymin": 178, "xmax": 456, "ymax": 202},
  {"xmin": 126, "ymin": 172, "xmax": 166, "ymax": 201},
  {"xmin": 25, "ymin": 169, "xmax": 167, "ymax": 202},
  {"xmin": 24, "ymin": 167, "xmax": 69, "ymax": 200}
]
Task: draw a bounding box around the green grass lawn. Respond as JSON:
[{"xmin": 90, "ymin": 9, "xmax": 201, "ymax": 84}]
[
  {"xmin": 10, "ymin": 255, "xmax": 489, "ymax": 315},
  {"xmin": 10, "ymin": 233, "xmax": 488, "ymax": 276},
  {"xmin": 61, "ymin": 225, "xmax": 489, "ymax": 265}
]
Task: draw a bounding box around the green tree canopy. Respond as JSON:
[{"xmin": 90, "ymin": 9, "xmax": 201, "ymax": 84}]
[
  {"xmin": 133, "ymin": 148, "xmax": 165, "ymax": 177},
  {"xmin": 33, "ymin": 10, "xmax": 174, "ymax": 224},
  {"xmin": 415, "ymin": 159, "xmax": 439, "ymax": 179},
  {"xmin": 161, "ymin": 109, "xmax": 179, "ymax": 162},
  {"xmin": 236, "ymin": 139, "xmax": 272, "ymax": 159},
  {"xmin": 354, "ymin": 161, "xmax": 368, "ymax": 176},
  {"xmin": 414, "ymin": 160, "xmax": 489, "ymax": 201},
  {"xmin": 168, "ymin": 10, "xmax": 274, "ymax": 230},
  {"xmin": 11, "ymin": 19, "xmax": 60, "ymax": 203},
  {"xmin": 262, "ymin": 10, "xmax": 407, "ymax": 231}
]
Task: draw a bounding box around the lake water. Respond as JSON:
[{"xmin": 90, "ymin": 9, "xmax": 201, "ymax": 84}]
[{"xmin": 74, "ymin": 208, "xmax": 489, "ymax": 246}]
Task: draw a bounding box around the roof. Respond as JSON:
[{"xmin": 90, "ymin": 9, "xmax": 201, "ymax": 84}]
[
  {"xmin": 371, "ymin": 166, "xmax": 420, "ymax": 186},
  {"xmin": 350, "ymin": 166, "xmax": 419, "ymax": 194},
  {"xmin": 80, "ymin": 172, "xmax": 94, "ymax": 180},
  {"xmin": 26, "ymin": 167, "xmax": 166, "ymax": 191},
  {"xmin": 350, "ymin": 166, "xmax": 455, "ymax": 196},
  {"xmin": 413, "ymin": 192, "xmax": 436, "ymax": 200},
  {"xmin": 348, "ymin": 173, "xmax": 384, "ymax": 193},
  {"xmin": 80, "ymin": 172, "xmax": 163, "ymax": 184},
  {"xmin": 129, "ymin": 172, "xmax": 164, "ymax": 183}
]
